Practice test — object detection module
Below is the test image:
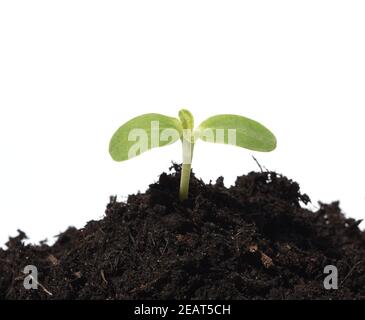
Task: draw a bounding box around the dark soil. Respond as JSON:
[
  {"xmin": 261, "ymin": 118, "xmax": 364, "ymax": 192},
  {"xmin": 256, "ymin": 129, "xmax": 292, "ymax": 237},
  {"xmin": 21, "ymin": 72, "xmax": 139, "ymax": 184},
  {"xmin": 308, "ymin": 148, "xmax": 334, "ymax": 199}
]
[{"xmin": 1, "ymin": 165, "xmax": 364, "ymax": 300}]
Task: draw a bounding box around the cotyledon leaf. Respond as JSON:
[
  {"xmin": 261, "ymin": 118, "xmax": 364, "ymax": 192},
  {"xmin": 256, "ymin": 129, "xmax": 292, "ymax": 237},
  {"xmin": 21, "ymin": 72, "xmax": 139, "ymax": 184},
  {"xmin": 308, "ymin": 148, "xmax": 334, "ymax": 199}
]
[
  {"xmin": 197, "ymin": 114, "xmax": 277, "ymax": 152},
  {"xmin": 109, "ymin": 113, "xmax": 183, "ymax": 162}
]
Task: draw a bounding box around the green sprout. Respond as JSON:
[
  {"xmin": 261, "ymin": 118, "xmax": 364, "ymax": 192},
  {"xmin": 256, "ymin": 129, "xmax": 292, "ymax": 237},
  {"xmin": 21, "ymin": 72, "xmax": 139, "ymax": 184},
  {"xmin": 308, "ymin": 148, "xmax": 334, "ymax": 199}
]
[{"xmin": 109, "ymin": 109, "xmax": 276, "ymax": 201}]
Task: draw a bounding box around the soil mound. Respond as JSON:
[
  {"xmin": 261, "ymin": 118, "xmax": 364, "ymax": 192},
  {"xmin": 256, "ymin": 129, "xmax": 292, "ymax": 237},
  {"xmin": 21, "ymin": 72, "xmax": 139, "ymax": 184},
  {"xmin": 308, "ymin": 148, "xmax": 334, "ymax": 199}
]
[{"xmin": 1, "ymin": 165, "xmax": 364, "ymax": 300}]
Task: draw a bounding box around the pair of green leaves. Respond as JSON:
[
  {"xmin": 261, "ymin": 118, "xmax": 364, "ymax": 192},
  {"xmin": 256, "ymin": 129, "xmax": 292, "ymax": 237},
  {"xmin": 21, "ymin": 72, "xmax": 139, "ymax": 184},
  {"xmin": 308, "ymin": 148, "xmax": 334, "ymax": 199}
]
[{"xmin": 109, "ymin": 109, "xmax": 276, "ymax": 162}]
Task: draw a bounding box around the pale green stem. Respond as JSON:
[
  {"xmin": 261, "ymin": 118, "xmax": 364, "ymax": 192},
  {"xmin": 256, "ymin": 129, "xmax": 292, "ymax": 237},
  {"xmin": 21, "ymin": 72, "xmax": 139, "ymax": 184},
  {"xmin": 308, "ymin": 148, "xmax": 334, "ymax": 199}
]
[
  {"xmin": 178, "ymin": 109, "xmax": 195, "ymax": 201},
  {"xmin": 179, "ymin": 141, "xmax": 194, "ymax": 201},
  {"xmin": 179, "ymin": 163, "xmax": 192, "ymax": 201}
]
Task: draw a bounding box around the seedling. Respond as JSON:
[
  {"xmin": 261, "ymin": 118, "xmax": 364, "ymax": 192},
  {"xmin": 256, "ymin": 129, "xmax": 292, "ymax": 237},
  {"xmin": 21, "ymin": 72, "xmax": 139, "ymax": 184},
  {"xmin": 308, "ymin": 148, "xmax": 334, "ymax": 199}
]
[{"xmin": 109, "ymin": 109, "xmax": 276, "ymax": 201}]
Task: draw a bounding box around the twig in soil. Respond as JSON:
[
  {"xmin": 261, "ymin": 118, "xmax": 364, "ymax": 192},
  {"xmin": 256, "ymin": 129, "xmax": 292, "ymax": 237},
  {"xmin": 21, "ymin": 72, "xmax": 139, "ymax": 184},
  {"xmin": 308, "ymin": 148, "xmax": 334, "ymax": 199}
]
[
  {"xmin": 128, "ymin": 232, "xmax": 144, "ymax": 262},
  {"xmin": 47, "ymin": 254, "xmax": 59, "ymax": 266},
  {"xmin": 16, "ymin": 274, "xmax": 53, "ymax": 296},
  {"xmin": 252, "ymin": 156, "xmax": 264, "ymax": 173},
  {"xmin": 100, "ymin": 269, "xmax": 108, "ymax": 285},
  {"xmin": 148, "ymin": 231, "xmax": 156, "ymax": 247},
  {"xmin": 340, "ymin": 261, "xmax": 362, "ymax": 286},
  {"xmin": 129, "ymin": 232, "xmax": 136, "ymax": 247},
  {"xmin": 33, "ymin": 277, "xmax": 53, "ymax": 296},
  {"xmin": 130, "ymin": 277, "xmax": 161, "ymax": 294},
  {"xmin": 160, "ymin": 238, "xmax": 169, "ymax": 256}
]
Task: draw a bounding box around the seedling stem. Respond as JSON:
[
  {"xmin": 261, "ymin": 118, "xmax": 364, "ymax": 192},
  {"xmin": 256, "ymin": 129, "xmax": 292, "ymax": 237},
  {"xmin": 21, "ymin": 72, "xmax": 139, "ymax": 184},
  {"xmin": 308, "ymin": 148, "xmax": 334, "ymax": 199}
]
[{"xmin": 179, "ymin": 109, "xmax": 195, "ymax": 201}]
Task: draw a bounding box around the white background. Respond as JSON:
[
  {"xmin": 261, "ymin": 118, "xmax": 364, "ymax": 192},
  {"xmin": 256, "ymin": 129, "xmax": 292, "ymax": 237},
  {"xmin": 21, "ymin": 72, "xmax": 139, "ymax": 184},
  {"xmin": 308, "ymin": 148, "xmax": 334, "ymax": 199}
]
[{"xmin": 1, "ymin": 1, "xmax": 364, "ymax": 247}]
